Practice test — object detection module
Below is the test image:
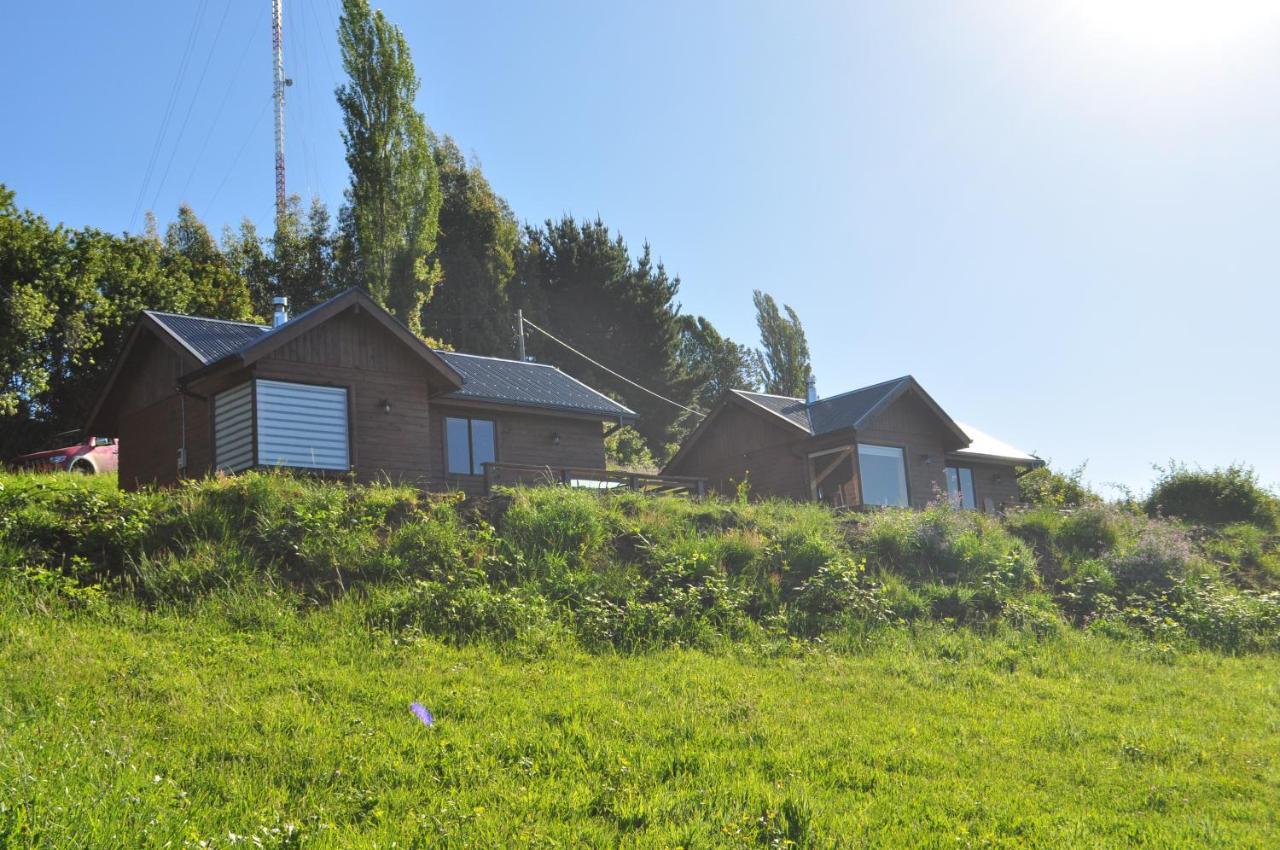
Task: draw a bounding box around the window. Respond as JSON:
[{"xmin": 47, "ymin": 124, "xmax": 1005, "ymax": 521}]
[
  {"xmin": 857, "ymin": 444, "xmax": 908, "ymax": 507},
  {"xmin": 446, "ymin": 416, "xmax": 496, "ymax": 476},
  {"xmin": 945, "ymin": 466, "xmax": 976, "ymax": 509},
  {"xmin": 256, "ymin": 380, "xmax": 350, "ymax": 471}
]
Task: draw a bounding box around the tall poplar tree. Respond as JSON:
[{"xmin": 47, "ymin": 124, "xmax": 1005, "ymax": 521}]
[
  {"xmin": 752, "ymin": 290, "xmax": 811, "ymax": 397},
  {"xmin": 335, "ymin": 0, "xmax": 441, "ymax": 334}
]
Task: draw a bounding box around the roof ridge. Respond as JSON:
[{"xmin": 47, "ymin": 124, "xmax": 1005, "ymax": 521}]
[
  {"xmin": 145, "ymin": 310, "xmax": 269, "ymax": 329},
  {"xmin": 434, "ymin": 349, "xmax": 557, "ymax": 369},
  {"xmin": 809, "ymin": 375, "xmax": 911, "ymax": 407},
  {"xmin": 733, "ymin": 388, "xmax": 805, "ymax": 403}
]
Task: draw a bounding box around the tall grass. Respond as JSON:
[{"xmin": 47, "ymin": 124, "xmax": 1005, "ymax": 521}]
[{"xmin": 1, "ymin": 470, "xmax": 1277, "ymax": 653}]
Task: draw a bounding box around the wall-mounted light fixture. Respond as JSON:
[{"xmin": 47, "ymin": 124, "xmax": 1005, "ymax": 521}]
[
  {"xmin": 381, "ymin": 399, "xmax": 392, "ymax": 414},
  {"xmin": 920, "ymin": 453, "xmax": 935, "ymax": 465},
  {"xmin": 551, "ymin": 431, "xmax": 562, "ymax": 446}
]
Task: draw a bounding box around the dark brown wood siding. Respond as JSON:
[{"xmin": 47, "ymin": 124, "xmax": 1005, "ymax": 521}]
[
  {"xmin": 112, "ymin": 330, "xmax": 202, "ymax": 490},
  {"xmin": 119, "ymin": 397, "xmax": 182, "ymax": 489},
  {"xmin": 428, "ymin": 404, "xmax": 606, "ymax": 496},
  {"xmin": 665, "ymin": 402, "xmax": 808, "ymax": 500},
  {"xmin": 252, "ymin": 309, "xmax": 434, "ymax": 484},
  {"xmin": 855, "ymin": 393, "xmax": 952, "ymax": 508},
  {"xmin": 951, "ymin": 459, "xmax": 1023, "ymax": 512}
]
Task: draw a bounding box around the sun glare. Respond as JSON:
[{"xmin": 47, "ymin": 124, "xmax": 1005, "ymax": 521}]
[{"xmin": 1065, "ymin": 0, "xmax": 1280, "ymax": 58}]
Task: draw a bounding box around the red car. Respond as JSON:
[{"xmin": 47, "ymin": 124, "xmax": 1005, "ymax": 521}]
[{"xmin": 10, "ymin": 436, "xmax": 119, "ymax": 475}]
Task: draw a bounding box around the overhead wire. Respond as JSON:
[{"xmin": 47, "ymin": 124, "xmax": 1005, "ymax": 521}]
[
  {"xmin": 148, "ymin": 0, "xmax": 235, "ymax": 215},
  {"xmin": 129, "ymin": 0, "xmax": 212, "ymax": 231},
  {"xmin": 206, "ymin": 94, "xmax": 274, "ymax": 211},
  {"xmin": 180, "ymin": 1, "xmax": 267, "ymax": 204},
  {"xmin": 520, "ymin": 317, "xmax": 705, "ymax": 419}
]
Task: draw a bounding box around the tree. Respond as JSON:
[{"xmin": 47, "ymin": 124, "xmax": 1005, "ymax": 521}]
[
  {"xmin": 162, "ymin": 205, "xmax": 255, "ymax": 320},
  {"xmin": 336, "ymin": 0, "xmax": 441, "ymax": 334},
  {"xmin": 752, "ymin": 290, "xmax": 810, "ymax": 397},
  {"xmin": 676, "ymin": 315, "xmax": 758, "ymax": 410},
  {"xmin": 0, "ymin": 188, "xmax": 255, "ymax": 457},
  {"xmin": 514, "ymin": 217, "xmax": 687, "ymax": 455},
  {"xmin": 421, "ymin": 138, "xmax": 518, "ymax": 354},
  {"xmin": 225, "ymin": 196, "xmax": 342, "ymax": 318}
]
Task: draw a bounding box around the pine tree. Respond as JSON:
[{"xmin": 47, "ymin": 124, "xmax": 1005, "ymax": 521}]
[
  {"xmin": 422, "ymin": 138, "xmax": 518, "ymax": 355},
  {"xmin": 514, "ymin": 217, "xmax": 686, "ymax": 456}
]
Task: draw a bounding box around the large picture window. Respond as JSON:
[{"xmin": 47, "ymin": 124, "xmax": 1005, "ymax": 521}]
[
  {"xmin": 446, "ymin": 416, "xmax": 496, "ymax": 476},
  {"xmin": 857, "ymin": 443, "xmax": 909, "ymax": 507},
  {"xmin": 945, "ymin": 466, "xmax": 976, "ymax": 509}
]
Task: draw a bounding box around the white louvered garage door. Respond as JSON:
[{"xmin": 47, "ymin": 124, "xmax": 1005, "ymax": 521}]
[
  {"xmin": 255, "ymin": 379, "xmax": 350, "ymax": 471},
  {"xmin": 213, "ymin": 382, "xmax": 254, "ymax": 473}
]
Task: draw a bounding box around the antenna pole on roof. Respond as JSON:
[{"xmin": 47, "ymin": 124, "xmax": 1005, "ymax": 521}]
[{"xmin": 516, "ymin": 309, "xmax": 526, "ymax": 362}]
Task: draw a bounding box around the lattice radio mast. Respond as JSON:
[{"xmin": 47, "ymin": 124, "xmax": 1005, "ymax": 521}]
[{"xmin": 271, "ymin": 0, "xmax": 289, "ymax": 227}]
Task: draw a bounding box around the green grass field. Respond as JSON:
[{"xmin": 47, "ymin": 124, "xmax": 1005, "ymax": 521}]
[
  {"xmin": 1, "ymin": 471, "xmax": 1278, "ymax": 847},
  {"xmin": 2, "ymin": 595, "xmax": 1277, "ymax": 848}
]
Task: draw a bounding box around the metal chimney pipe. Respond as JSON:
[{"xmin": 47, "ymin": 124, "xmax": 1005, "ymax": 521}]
[
  {"xmin": 272, "ymin": 296, "xmax": 289, "ymax": 328},
  {"xmin": 806, "ymin": 374, "xmax": 818, "ymax": 405}
]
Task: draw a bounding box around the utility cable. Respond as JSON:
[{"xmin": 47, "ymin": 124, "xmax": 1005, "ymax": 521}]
[
  {"xmin": 149, "ymin": 0, "xmax": 234, "ymax": 214},
  {"xmin": 520, "ymin": 317, "xmax": 705, "ymax": 419},
  {"xmin": 179, "ymin": 1, "xmax": 267, "ymax": 203},
  {"xmin": 129, "ymin": 0, "xmax": 211, "ymax": 230},
  {"xmin": 206, "ymin": 94, "xmax": 274, "ymax": 211}
]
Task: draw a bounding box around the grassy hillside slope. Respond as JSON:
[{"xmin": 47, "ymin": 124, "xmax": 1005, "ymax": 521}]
[
  {"xmin": 1, "ymin": 471, "xmax": 1278, "ymax": 847},
  {"xmin": 4, "ymin": 598, "xmax": 1278, "ymax": 848}
]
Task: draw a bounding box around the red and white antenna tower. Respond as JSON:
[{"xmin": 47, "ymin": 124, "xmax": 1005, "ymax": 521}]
[{"xmin": 271, "ymin": 0, "xmax": 288, "ymax": 226}]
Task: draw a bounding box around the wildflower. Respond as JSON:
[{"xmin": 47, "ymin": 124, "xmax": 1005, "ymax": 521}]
[{"xmin": 410, "ymin": 702, "xmax": 434, "ymax": 727}]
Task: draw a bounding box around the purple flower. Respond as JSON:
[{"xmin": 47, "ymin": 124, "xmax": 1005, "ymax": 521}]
[{"xmin": 410, "ymin": 702, "xmax": 434, "ymax": 727}]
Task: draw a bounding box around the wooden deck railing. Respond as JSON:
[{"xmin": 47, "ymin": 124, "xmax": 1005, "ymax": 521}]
[{"xmin": 482, "ymin": 462, "xmax": 706, "ymax": 497}]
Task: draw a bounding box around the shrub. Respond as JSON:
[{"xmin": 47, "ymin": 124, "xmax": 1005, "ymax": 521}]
[
  {"xmin": 1056, "ymin": 503, "xmax": 1132, "ymax": 557},
  {"xmin": 1107, "ymin": 522, "xmax": 1198, "ymax": 597},
  {"xmin": 1017, "ymin": 463, "xmax": 1099, "ymax": 508},
  {"xmin": 851, "ymin": 503, "xmax": 1037, "ymax": 589},
  {"xmin": 1201, "ymin": 523, "xmax": 1280, "ymax": 590},
  {"xmin": 787, "ymin": 558, "xmax": 891, "ymax": 636},
  {"xmin": 1145, "ymin": 463, "xmax": 1278, "ymax": 529}
]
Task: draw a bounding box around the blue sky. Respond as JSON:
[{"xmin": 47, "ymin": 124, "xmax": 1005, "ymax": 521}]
[{"xmin": 5, "ymin": 1, "xmax": 1279, "ymax": 494}]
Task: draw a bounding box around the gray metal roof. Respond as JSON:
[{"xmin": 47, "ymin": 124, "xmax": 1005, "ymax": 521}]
[
  {"xmin": 733, "ymin": 377, "xmax": 911, "ymax": 436},
  {"xmin": 807, "ymin": 377, "xmax": 911, "ymax": 435},
  {"xmin": 144, "ymin": 304, "xmax": 631, "ymax": 420},
  {"xmin": 436, "ymin": 351, "xmax": 636, "ymax": 420},
  {"xmin": 146, "ymin": 311, "xmax": 268, "ymax": 364},
  {"xmin": 731, "ymin": 390, "xmax": 812, "ymax": 431},
  {"xmin": 732, "ymin": 379, "xmax": 1039, "ymax": 465}
]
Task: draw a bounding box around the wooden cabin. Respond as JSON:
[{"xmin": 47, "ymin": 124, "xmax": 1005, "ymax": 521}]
[
  {"xmin": 84, "ymin": 289, "xmax": 635, "ymax": 492},
  {"xmin": 663, "ymin": 376, "xmax": 1042, "ymax": 512}
]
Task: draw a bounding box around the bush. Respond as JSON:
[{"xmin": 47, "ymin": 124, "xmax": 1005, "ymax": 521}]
[
  {"xmin": 1017, "ymin": 463, "xmax": 1099, "ymax": 508},
  {"xmin": 851, "ymin": 503, "xmax": 1037, "ymax": 589},
  {"xmin": 1107, "ymin": 522, "xmax": 1198, "ymax": 597},
  {"xmin": 1202, "ymin": 523, "xmax": 1280, "ymax": 590},
  {"xmin": 1145, "ymin": 463, "xmax": 1278, "ymax": 529},
  {"xmin": 787, "ymin": 558, "xmax": 891, "ymax": 636}
]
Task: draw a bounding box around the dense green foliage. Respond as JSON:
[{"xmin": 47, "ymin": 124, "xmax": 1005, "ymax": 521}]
[
  {"xmin": 1146, "ymin": 463, "xmax": 1279, "ymax": 529},
  {"xmin": 0, "ymin": 189, "xmax": 256, "ymax": 458},
  {"xmin": 420, "ymin": 138, "xmax": 520, "ymax": 355},
  {"xmin": 514, "ymin": 218, "xmax": 690, "ymax": 456},
  {"xmin": 2, "ymin": 472, "xmax": 1276, "ymax": 655},
  {"xmin": 1, "ymin": 473, "xmax": 1278, "ymax": 846},
  {"xmin": 677, "ymin": 314, "xmax": 760, "ymax": 411},
  {"xmin": 1016, "ymin": 462, "xmax": 1100, "ymax": 508},
  {"xmin": 751, "ymin": 290, "xmax": 811, "ymax": 398},
  {"xmin": 335, "ymin": 0, "xmax": 442, "ymax": 335}
]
